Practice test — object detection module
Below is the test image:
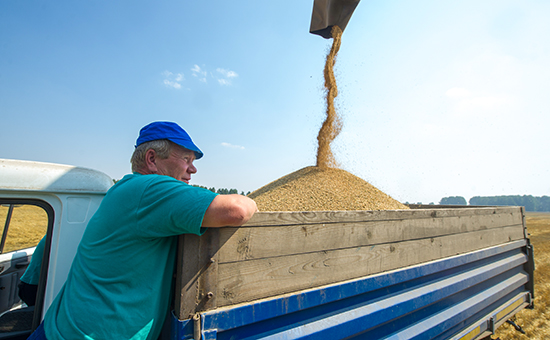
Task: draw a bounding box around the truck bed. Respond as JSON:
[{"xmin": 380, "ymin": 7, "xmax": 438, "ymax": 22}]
[{"xmin": 172, "ymin": 206, "xmax": 534, "ymax": 340}]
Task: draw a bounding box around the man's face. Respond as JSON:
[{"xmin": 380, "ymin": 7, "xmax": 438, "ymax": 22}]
[{"xmin": 155, "ymin": 146, "xmax": 197, "ymax": 184}]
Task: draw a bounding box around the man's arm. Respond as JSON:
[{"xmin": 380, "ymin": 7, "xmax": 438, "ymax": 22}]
[{"xmin": 202, "ymin": 194, "xmax": 258, "ymax": 228}]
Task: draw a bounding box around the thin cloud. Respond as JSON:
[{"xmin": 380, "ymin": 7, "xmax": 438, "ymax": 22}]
[
  {"xmin": 217, "ymin": 68, "xmax": 238, "ymax": 78},
  {"xmin": 163, "ymin": 79, "xmax": 181, "ymax": 89},
  {"xmin": 216, "ymin": 68, "xmax": 238, "ymax": 86},
  {"xmin": 165, "ymin": 65, "xmax": 238, "ymax": 86},
  {"xmin": 162, "ymin": 70, "xmax": 184, "ymax": 89},
  {"xmin": 191, "ymin": 64, "xmax": 205, "ymax": 75},
  {"xmin": 221, "ymin": 142, "xmax": 245, "ymax": 150},
  {"xmin": 191, "ymin": 64, "xmax": 208, "ymax": 83}
]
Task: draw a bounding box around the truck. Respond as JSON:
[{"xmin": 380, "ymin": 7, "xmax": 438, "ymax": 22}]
[{"xmin": 0, "ymin": 158, "xmax": 535, "ymax": 340}]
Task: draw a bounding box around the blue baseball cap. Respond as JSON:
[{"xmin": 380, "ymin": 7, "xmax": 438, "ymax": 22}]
[{"xmin": 135, "ymin": 121, "xmax": 204, "ymax": 159}]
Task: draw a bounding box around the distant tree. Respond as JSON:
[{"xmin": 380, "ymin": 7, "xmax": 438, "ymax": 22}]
[
  {"xmin": 522, "ymin": 195, "xmax": 536, "ymax": 211},
  {"xmin": 193, "ymin": 185, "xmax": 249, "ymax": 195},
  {"xmin": 439, "ymin": 196, "xmax": 467, "ymax": 205},
  {"xmin": 469, "ymin": 195, "xmax": 550, "ymax": 212},
  {"xmin": 539, "ymin": 196, "xmax": 550, "ymax": 212}
]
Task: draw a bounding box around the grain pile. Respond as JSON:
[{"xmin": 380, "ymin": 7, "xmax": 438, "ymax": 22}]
[
  {"xmin": 248, "ymin": 166, "xmax": 408, "ymax": 212},
  {"xmin": 249, "ymin": 26, "xmax": 408, "ymax": 212}
]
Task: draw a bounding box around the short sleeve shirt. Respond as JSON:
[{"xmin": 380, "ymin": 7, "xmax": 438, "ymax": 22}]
[
  {"xmin": 44, "ymin": 173, "xmax": 218, "ymax": 340},
  {"xmin": 20, "ymin": 235, "xmax": 46, "ymax": 285}
]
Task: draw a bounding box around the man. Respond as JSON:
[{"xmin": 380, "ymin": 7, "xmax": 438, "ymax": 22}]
[
  {"xmin": 28, "ymin": 121, "xmax": 257, "ymax": 340},
  {"xmin": 18, "ymin": 235, "xmax": 46, "ymax": 306}
]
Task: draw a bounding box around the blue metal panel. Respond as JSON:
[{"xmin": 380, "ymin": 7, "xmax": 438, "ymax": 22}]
[
  {"xmin": 379, "ymin": 275, "xmax": 527, "ymax": 340},
  {"xmin": 172, "ymin": 240, "xmax": 532, "ymax": 340},
  {"xmin": 172, "ymin": 316, "xmax": 193, "ymax": 340}
]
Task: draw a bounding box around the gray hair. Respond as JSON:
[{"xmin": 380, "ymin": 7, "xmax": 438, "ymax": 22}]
[{"xmin": 130, "ymin": 139, "xmax": 173, "ymax": 173}]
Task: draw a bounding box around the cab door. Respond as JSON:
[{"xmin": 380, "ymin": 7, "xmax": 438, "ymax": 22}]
[{"xmin": 0, "ymin": 201, "xmax": 52, "ymax": 338}]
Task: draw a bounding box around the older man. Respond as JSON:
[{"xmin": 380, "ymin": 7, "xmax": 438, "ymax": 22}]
[{"xmin": 28, "ymin": 121, "xmax": 257, "ymax": 340}]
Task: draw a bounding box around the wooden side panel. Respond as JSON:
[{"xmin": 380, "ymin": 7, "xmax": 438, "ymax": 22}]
[
  {"xmin": 218, "ymin": 209, "xmax": 523, "ymax": 262},
  {"xmin": 215, "ymin": 225, "xmax": 524, "ymax": 306},
  {"xmin": 174, "ymin": 229, "xmax": 222, "ymax": 320},
  {"xmin": 242, "ymin": 207, "xmax": 521, "ymax": 227},
  {"xmin": 175, "ymin": 207, "xmax": 527, "ymax": 316}
]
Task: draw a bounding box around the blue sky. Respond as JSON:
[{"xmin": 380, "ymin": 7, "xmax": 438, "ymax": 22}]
[{"xmin": 1, "ymin": 0, "xmax": 549, "ymax": 204}]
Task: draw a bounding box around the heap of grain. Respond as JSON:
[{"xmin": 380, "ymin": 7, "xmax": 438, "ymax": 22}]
[
  {"xmin": 249, "ymin": 26, "xmax": 408, "ymax": 212},
  {"xmin": 248, "ymin": 166, "xmax": 408, "ymax": 211}
]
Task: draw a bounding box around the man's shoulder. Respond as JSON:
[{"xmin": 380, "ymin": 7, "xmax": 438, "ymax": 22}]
[
  {"xmin": 115, "ymin": 174, "xmax": 211, "ymax": 195},
  {"xmin": 118, "ymin": 173, "xmax": 178, "ymax": 186}
]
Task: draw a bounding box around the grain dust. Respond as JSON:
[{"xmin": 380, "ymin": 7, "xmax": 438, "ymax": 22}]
[{"xmin": 316, "ymin": 25, "xmax": 343, "ymax": 169}]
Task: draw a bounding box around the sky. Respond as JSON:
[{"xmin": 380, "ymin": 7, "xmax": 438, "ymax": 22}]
[{"xmin": 1, "ymin": 0, "xmax": 549, "ymax": 204}]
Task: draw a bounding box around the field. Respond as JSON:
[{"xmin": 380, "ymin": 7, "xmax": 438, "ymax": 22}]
[
  {"xmin": 493, "ymin": 212, "xmax": 550, "ymax": 339},
  {"xmin": 0, "ymin": 204, "xmax": 47, "ymax": 253}
]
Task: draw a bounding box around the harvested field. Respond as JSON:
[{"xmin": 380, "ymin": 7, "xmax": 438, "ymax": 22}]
[
  {"xmin": 492, "ymin": 212, "xmax": 550, "ymax": 340},
  {"xmin": 248, "ymin": 166, "xmax": 408, "ymax": 211},
  {"xmin": 0, "ymin": 204, "xmax": 47, "ymax": 253}
]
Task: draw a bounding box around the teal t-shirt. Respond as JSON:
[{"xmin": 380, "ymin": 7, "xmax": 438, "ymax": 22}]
[
  {"xmin": 20, "ymin": 235, "xmax": 46, "ymax": 285},
  {"xmin": 44, "ymin": 173, "xmax": 218, "ymax": 340}
]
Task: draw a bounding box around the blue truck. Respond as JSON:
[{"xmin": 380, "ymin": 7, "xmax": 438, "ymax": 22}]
[{"xmin": 0, "ymin": 159, "xmax": 534, "ymax": 340}]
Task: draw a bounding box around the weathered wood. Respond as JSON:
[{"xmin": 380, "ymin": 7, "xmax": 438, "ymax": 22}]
[
  {"xmin": 215, "ymin": 225, "xmax": 525, "ymax": 306},
  {"xmin": 242, "ymin": 207, "xmax": 522, "ymax": 227},
  {"xmin": 218, "ymin": 210, "xmax": 523, "ymax": 262},
  {"xmin": 174, "ymin": 234, "xmax": 199, "ymax": 319},
  {"xmin": 175, "ymin": 229, "xmax": 225, "ymax": 319},
  {"xmin": 175, "ymin": 207, "xmax": 527, "ymax": 317},
  {"xmin": 196, "ymin": 228, "xmax": 220, "ymax": 313}
]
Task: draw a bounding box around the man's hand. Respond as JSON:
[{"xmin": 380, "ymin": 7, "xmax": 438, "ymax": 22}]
[{"xmin": 202, "ymin": 195, "xmax": 258, "ymax": 228}]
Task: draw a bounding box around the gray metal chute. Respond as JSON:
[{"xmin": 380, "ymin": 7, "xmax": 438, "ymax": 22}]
[{"xmin": 309, "ymin": 0, "xmax": 361, "ymax": 38}]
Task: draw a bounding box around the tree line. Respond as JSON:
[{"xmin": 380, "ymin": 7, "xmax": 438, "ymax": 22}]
[
  {"xmin": 192, "ymin": 185, "xmax": 251, "ymax": 196},
  {"xmin": 439, "ymin": 195, "xmax": 550, "ymax": 212}
]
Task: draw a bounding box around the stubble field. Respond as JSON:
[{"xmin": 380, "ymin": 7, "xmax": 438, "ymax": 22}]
[{"xmin": 492, "ymin": 212, "xmax": 550, "ymax": 340}]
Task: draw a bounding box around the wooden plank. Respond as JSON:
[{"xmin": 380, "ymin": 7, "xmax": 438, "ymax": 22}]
[
  {"xmin": 175, "ymin": 229, "xmax": 223, "ymax": 319},
  {"xmin": 174, "ymin": 234, "xmax": 200, "ymax": 319},
  {"xmin": 215, "ymin": 225, "xmax": 525, "ymax": 307},
  {"xmin": 217, "ymin": 211, "xmax": 524, "ymax": 262},
  {"xmin": 196, "ymin": 228, "xmax": 220, "ymax": 313},
  {"xmin": 243, "ymin": 207, "xmax": 523, "ymax": 227}
]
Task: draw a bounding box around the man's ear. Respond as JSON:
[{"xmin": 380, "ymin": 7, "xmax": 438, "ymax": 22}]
[{"xmin": 144, "ymin": 149, "xmax": 159, "ymax": 174}]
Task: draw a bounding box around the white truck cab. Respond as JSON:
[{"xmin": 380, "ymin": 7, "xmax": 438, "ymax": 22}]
[{"xmin": 0, "ymin": 159, "xmax": 112, "ymax": 339}]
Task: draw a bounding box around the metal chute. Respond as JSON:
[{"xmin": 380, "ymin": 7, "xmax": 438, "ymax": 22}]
[{"xmin": 309, "ymin": 0, "xmax": 361, "ymax": 38}]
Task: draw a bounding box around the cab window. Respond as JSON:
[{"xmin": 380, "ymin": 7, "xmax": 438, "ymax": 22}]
[{"xmin": 1, "ymin": 203, "xmax": 48, "ymax": 254}]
